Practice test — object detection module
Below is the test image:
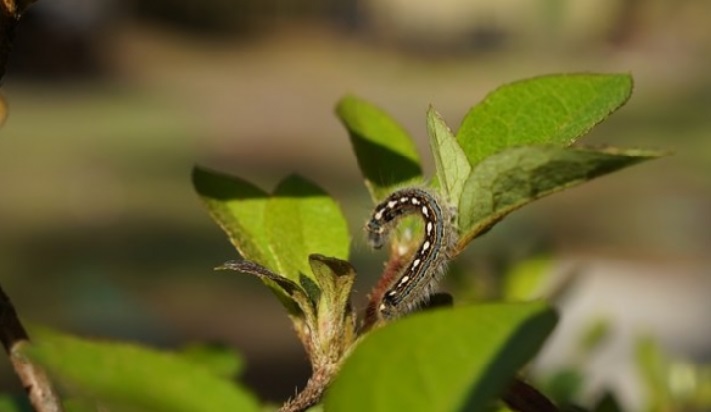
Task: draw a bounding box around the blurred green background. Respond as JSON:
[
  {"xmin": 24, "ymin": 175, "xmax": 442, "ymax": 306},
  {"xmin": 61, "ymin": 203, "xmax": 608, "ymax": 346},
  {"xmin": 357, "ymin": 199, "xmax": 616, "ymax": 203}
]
[{"xmin": 0, "ymin": 0, "xmax": 710, "ymax": 408}]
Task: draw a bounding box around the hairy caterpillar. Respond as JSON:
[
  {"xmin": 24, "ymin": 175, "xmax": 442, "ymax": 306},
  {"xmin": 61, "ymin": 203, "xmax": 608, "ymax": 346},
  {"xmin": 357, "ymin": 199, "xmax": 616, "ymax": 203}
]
[{"xmin": 366, "ymin": 187, "xmax": 455, "ymax": 320}]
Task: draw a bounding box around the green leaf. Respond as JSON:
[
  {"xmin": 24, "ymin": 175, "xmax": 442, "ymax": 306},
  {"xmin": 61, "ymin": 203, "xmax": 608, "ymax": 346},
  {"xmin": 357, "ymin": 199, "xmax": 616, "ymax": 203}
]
[
  {"xmin": 336, "ymin": 95, "xmax": 423, "ymax": 201},
  {"xmin": 325, "ymin": 302, "xmax": 558, "ymax": 412},
  {"xmin": 458, "ymin": 146, "xmax": 664, "ymax": 248},
  {"xmin": 540, "ymin": 367, "xmax": 585, "ymax": 404},
  {"xmin": 502, "ymin": 256, "xmax": 553, "ymax": 301},
  {"xmin": 192, "ymin": 166, "xmax": 275, "ymax": 270},
  {"xmin": 23, "ymin": 328, "xmax": 260, "ymax": 412},
  {"xmin": 0, "ymin": 395, "xmax": 23, "ymax": 412},
  {"xmin": 309, "ymin": 254, "xmax": 357, "ymax": 350},
  {"xmin": 178, "ymin": 343, "xmax": 244, "ymax": 379},
  {"xmin": 594, "ymin": 392, "xmax": 623, "ymax": 412},
  {"xmin": 64, "ymin": 398, "xmax": 100, "ymax": 412},
  {"xmin": 265, "ymin": 175, "xmax": 350, "ymax": 282},
  {"xmin": 457, "ymin": 74, "xmax": 633, "ymax": 167},
  {"xmin": 427, "ymin": 106, "xmax": 471, "ymax": 203},
  {"xmin": 577, "ymin": 318, "xmax": 611, "ymax": 356},
  {"xmin": 309, "ymin": 254, "xmax": 356, "ymax": 320},
  {"xmin": 636, "ymin": 336, "xmax": 671, "ymax": 412}
]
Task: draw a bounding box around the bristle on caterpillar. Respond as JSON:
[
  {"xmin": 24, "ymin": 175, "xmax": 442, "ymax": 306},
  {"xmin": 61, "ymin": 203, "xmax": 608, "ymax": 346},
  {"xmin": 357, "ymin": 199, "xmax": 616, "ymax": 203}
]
[{"xmin": 365, "ymin": 187, "xmax": 456, "ymax": 320}]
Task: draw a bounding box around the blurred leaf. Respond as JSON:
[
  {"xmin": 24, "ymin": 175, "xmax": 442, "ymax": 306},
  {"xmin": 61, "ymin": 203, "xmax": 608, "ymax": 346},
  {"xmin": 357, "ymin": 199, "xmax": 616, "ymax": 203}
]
[
  {"xmin": 325, "ymin": 302, "xmax": 557, "ymax": 412},
  {"xmin": 636, "ymin": 336, "xmax": 670, "ymax": 412},
  {"xmin": 179, "ymin": 343, "xmax": 244, "ymax": 379},
  {"xmin": 541, "ymin": 367, "xmax": 585, "ymax": 405},
  {"xmin": 192, "ymin": 167, "xmax": 275, "ymax": 270},
  {"xmin": 577, "ymin": 318, "xmax": 611, "ymax": 356},
  {"xmin": 502, "ymin": 256, "xmax": 553, "ymax": 301},
  {"xmin": 593, "ymin": 392, "xmax": 623, "ymax": 412},
  {"xmin": 0, "ymin": 395, "xmax": 23, "ymax": 412},
  {"xmin": 24, "ymin": 328, "xmax": 260, "ymax": 412},
  {"xmin": 63, "ymin": 398, "xmax": 98, "ymax": 412},
  {"xmin": 457, "ymin": 146, "xmax": 664, "ymax": 248},
  {"xmin": 456, "ymin": 73, "xmax": 633, "ymax": 167},
  {"xmin": 336, "ymin": 95, "xmax": 422, "ymax": 201},
  {"xmin": 427, "ymin": 106, "xmax": 471, "ymax": 204},
  {"xmin": 265, "ymin": 175, "xmax": 350, "ymax": 282}
]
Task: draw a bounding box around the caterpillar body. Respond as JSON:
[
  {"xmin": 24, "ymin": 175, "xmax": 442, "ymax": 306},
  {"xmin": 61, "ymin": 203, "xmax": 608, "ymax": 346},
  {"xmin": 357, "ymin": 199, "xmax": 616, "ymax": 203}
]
[{"xmin": 366, "ymin": 187, "xmax": 455, "ymax": 320}]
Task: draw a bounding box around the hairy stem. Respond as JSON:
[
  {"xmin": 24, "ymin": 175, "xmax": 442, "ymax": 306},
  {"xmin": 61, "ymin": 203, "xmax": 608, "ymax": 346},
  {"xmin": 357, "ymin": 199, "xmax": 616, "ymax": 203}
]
[
  {"xmin": 279, "ymin": 363, "xmax": 335, "ymax": 412},
  {"xmin": 0, "ymin": 284, "xmax": 64, "ymax": 412}
]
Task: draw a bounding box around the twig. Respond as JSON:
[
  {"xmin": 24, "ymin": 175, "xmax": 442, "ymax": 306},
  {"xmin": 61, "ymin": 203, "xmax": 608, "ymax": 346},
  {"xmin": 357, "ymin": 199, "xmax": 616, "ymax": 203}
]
[
  {"xmin": 0, "ymin": 284, "xmax": 64, "ymax": 412},
  {"xmin": 503, "ymin": 377, "xmax": 559, "ymax": 412},
  {"xmin": 279, "ymin": 364, "xmax": 334, "ymax": 412},
  {"xmin": 1, "ymin": 0, "xmax": 36, "ymax": 82}
]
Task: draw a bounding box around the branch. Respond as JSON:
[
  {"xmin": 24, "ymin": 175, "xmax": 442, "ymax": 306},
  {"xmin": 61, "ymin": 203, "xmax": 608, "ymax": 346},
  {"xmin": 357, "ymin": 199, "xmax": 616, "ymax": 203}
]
[
  {"xmin": 503, "ymin": 377, "xmax": 559, "ymax": 412},
  {"xmin": 0, "ymin": 284, "xmax": 64, "ymax": 412},
  {"xmin": 279, "ymin": 364, "xmax": 334, "ymax": 412},
  {"xmin": 1, "ymin": 0, "xmax": 36, "ymax": 82}
]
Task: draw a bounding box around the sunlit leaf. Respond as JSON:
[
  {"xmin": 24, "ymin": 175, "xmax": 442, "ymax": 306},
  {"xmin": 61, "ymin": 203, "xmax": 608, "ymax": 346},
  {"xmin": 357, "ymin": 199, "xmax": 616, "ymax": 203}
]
[
  {"xmin": 336, "ymin": 95, "xmax": 422, "ymax": 201},
  {"xmin": 326, "ymin": 302, "xmax": 557, "ymax": 412},
  {"xmin": 24, "ymin": 328, "xmax": 260, "ymax": 412},
  {"xmin": 266, "ymin": 175, "xmax": 350, "ymax": 282},
  {"xmin": 427, "ymin": 106, "xmax": 471, "ymax": 203},
  {"xmin": 457, "ymin": 146, "xmax": 664, "ymax": 248},
  {"xmin": 457, "ymin": 74, "xmax": 633, "ymax": 167}
]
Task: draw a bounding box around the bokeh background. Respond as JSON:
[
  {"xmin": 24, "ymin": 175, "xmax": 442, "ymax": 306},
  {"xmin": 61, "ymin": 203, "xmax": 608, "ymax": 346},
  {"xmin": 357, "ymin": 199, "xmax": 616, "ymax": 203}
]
[{"xmin": 0, "ymin": 0, "xmax": 710, "ymax": 409}]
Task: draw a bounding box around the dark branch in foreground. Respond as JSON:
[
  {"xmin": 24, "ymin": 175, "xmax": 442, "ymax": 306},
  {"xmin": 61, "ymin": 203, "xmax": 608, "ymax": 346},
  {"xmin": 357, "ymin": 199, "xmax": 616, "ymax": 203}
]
[
  {"xmin": 1, "ymin": 0, "xmax": 36, "ymax": 81},
  {"xmin": 0, "ymin": 284, "xmax": 64, "ymax": 412},
  {"xmin": 503, "ymin": 377, "xmax": 560, "ymax": 412}
]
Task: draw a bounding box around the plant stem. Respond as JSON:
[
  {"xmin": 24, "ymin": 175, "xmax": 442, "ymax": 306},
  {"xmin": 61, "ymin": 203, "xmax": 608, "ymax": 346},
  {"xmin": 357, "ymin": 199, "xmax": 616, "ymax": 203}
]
[
  {"xmin": 279, "ymin": 364, "xmax": 335, "ymax": 412},
  {"xmin": 0, "ymin": 284, "xmax": 64, "ymax": 412},
  {"xmin": 503, "ymin": 377, "xmax": 559, "ymax": 412},
  {"xmin": 1, "ymin": 0, "xmax": 36, "ymax": 81}
]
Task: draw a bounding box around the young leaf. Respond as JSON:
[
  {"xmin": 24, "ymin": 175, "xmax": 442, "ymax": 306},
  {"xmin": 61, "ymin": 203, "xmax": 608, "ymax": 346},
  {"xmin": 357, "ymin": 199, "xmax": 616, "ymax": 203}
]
[
  {"xmin": 457, "ymin": 74, "xmax": 633, "ymax": 167},
  {"xmin": 192, "ymin": 166, "xmax": 276, "ymax": 270},
  {"xmin": 309, "ymin": 254, "xmax": 356, "ymax": 320},
  {"xmin": 457, "ymin": 146, "xmax": 664, "ymax": 248},
  {"xmin": 325, "ymin": 302, "xmax": 558, "ymax": 412},
  {"xmin": 23, "ymin": 328, "xmax": 260, "ymax": 412},
  {"xmin": 265, "ymin": 175, "xmax": 350, "ymax": 282},
  {"xmin": 309, "ymin": 254, "xmax": 358, "ymax": 356},
  {"xmin": 336, "ymin": 95, "xmax": 423, "ymax": 201},
  {"xmin": 427, "ymin": 106, "xmax": 471, "ymax": 203}
]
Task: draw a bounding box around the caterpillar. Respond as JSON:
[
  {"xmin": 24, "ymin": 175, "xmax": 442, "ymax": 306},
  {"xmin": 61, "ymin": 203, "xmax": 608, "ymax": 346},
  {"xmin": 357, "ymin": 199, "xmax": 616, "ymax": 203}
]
[{"xmin": 366, "ymin": 187, "xmax": 455, "ymax": 320}]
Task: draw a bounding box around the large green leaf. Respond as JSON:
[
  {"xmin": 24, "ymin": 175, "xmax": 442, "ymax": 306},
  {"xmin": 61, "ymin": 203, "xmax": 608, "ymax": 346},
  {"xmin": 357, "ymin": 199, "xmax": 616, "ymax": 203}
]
[
  {"xmin": 265, "ymin": 175, "xmax": 350, "ymax": 282},
  {"xmin": 427, "ymin": 106, "xmax": 471, "ymax": 204},
  {"xmin": 456, "ymin": 74, "xmax": 633, "ymax": 167},
  {"xmin": 23, "ymin": 328, "xmax": 260, "ymax": 412},
  {"xmin": 336, "ymin": 95, "xmax": 423, "ymax": 201},
  {"xmin": 178, "ymin": 343, "xmax": 244, "ymax": 380},
  {"xmin": 457, "ymin": 146, "xmax": 663, "ymax": 248},
  {"xmin": 325, "ymin": 302, "xmax": 557, "ymax": 412},
  {"xmin": 191, "ymin": 166, "xmax": 276, "ymax": 270}
]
